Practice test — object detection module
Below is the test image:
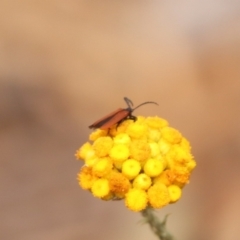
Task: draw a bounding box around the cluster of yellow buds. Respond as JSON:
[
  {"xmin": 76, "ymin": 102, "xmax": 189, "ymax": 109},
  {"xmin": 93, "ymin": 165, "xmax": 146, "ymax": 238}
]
[{"xmin": 75, "ymin": 116, "xmax": 196, "ymax": 212}]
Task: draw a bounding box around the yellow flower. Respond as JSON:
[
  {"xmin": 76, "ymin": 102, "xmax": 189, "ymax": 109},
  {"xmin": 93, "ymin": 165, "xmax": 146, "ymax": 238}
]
[
  {"xmin": 109, "ymin": 120, "xmax": 131, "ymax": 137},
  {"xmin": 122, "ymin": 159, "xmax": 141, "ymax": 180},
  {"xmin": 146, "ymin": 116, "xmax": 169, "ymax": 129},
  {"xmin": 186, "ymin": 159, "xmax": 197, "ymax": 172},
  {"xmin": 125, "ymin": 188, "xmax": 148, "ymax": 212},
  {"xmin": 126, "ymin": 122, "xmax": 148, "ymax": 139},
  {"xmin": 85, "ymin": 155, "xmax": 98, "ymax": 167},
  {"xmin": 158, "ymin": 139, "xmax": 171, "ymax": 155},
  {"xmin": 77, "ymin": 166, "xmax": 98, "ymax": 190},
  {"xmin": 75, "ymin": 142, "xmax": 93, "ymax": 160},
  {"xmin": 148, "ymin": 128, "xmax": 161, "ymax": 142},
  {"xmin": 149, "ymin": 142, "xmax": 161, "ymax": 157},
  {"xmin": 168, "ymin": 185, "xmax": 182, "ymax": 202},
  {"xmin": 161, "ymin": 127, "xmax": 182, "ymax": 144},
  {"xmin": 93, "ymin": 136, "xmax": 113, "ymax": 157},
  {"xmin": 108, "ymin": 171, "xmax": 131, "ymax": 195},
  {"xmin": 144, "ymin": 158, "xmax": 164, "ymax": 177},
  {"xmin": 166, "ymin": 145, "xmax": 193, "ymax": 166},
  {"xmin": 129, "ymin": 140, "xmax": 151, "ymax": 163},
  {"xmin": 153, "ymin": 169, "xmax": 176, "ymax": 186},
  {"xmin": 76, "ymin": 115, "xmax": 196, "ymax": 212},
  {"xmin": 92, "ymin": 157, "xmax": 113, "ymax": 177},
  {"xmin": 113, "ymin": 133, "xmax": 131, "ymax": 146},
  {"xmin": 148, "ymin": 183, "xmax": 170, "ymax": 208},
  {"xmin": 91, "ymin": 179, "xmax": 110, "ymax": 198},
  {"xmin": 180, "ymin": 137, "xmax": 191, "ymax": 151},
  {"xmin": 109, "ymin": 144, "xmax": 130, "ymax": 162},
  {"xmin": 133, "ymin": 173, "xmax": 152, "ymax": 190},
  {"xmin": 89, "ymin": 129, "xmax": 107, "ymax": 141}
]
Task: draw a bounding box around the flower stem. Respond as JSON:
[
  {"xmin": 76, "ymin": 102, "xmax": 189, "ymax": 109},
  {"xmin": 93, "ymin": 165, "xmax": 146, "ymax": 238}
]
[{"xmin": 141, "ymin": 208, "xmax": 174, "ymax": 240}]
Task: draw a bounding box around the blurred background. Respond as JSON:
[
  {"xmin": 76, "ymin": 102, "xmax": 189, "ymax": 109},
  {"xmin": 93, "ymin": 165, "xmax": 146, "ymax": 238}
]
[{"xmin": 1, "ymin": 1, "xmax": 240, "ymax": 240}]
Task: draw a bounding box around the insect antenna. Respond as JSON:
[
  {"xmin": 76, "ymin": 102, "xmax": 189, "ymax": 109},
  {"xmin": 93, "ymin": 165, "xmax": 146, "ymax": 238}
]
[
  {"xmin": 124, "ymin": 97, "xmax": 134, "ymax": 108},
  {"xmin": 132, "ymin": 101, "xmax": 158, "ymax": 112}
]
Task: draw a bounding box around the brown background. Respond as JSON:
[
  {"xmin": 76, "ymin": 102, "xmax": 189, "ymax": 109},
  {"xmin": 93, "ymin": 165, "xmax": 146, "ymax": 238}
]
[{"xmin": 1, "ymin": 1, "xmax": 240, "ymax": 240}]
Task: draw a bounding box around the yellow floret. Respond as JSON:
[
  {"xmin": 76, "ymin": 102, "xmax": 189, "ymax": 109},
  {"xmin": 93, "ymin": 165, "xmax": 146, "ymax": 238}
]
[
  {"xmin": 158, "ymin": 139, "xmax": 171, "ymax": 155},
  {"xmin": 133, "ymin": 173, "xmax": 152, "ymax": 190},
  {"xmin": 149, "ymin": 142, "xmax": 161, "ymax": 157},
  {"xmin": 130, "ymin": 140, "xmax": 151, "ymax": 163},
  {"xmin": 122, "ymin": 159, "xmax": 141, "ymax": 180},
  {"xmin": 75, "ymin": 142, "xmax": 93, "ymax": 160},
  {"xmin": 126, "ymin": 122, "xmax": 148, "ymax": 139},
  {"xmin": 166, "ymin": 145, "xmax": 193, "ymax": 168},
  {"xmin": 109, "ymin": 144, "xmax": 130, "ymax": 162},
  {"xmin": 93, "ymin": 136, "xmax": 113, "ymax": 157},
  {"xmin": 174, "ymin": 168, "xmax": 190, "ymax": 186},
  {"xmin": 91, "ymin": 179, "xmax": 110, "ymax": 198},
  {"xmin": 109, "ymin": 120, "xmax": 131, "ymax": 137},
  {"xmin": 125, "ymin": 188, "xmax": 148, "ymax": 212},
  {"xmin": 101, "ymin": 192, "xmax": 114, "ymax": 201},
  {"xmin": 144, "ymin": 158, "xmax": 164, "ymax": 177},
  {"xmin": 113, "ymin": 133, "xmax": 131, "ymax": 146},
  {"xmin": 135, "ymin": 116, "xmax": 146, "ymax": 123},
  {"xmin": 92, "ymin": 157, "xmax": 113, "ymax": 177},
  {"xmin": 148, "ymin": 129, "xmax": 161, "ymax": 142},
  {"xmin": 89, "ymin": 129, "xmax": 107, "ymax": 141},
  {"xmin": 154, "ymin": 154, "xmax": 168, "ymax": 169},
  {"xmin": 146, "ymin": 116, "xmax": 169, "ymax": 129},
  {"xmin": 161, "ymin": 127, "xmax": 182, "ymax": 144},
  {"xmin": 180, "ymin": 137, "xmax": 191, "ymax": 151},
  {"xmin": 186, "ymin": 159, "xmax": 197, "ymax": 172},
  {"xmin": 85, "ymin": 155, "xmax": 98, "ymax": 167},
  {"xmin": 77, "ymin": 166, "xmax": 98, "ymax": 190},
  {"xmin": 113, "ymin": 161, "xmax": 124, "ymax": 170},
  {"xmin": 168, "ymin": 185, "xmax": 182, "ymax": 202},
  {"xmin": 108, "ymin": 171, "xmax": 131, "ymax": 195},
  {"xmin": 153, "ymin": 170, "xmax": 176, "ymax": 186},
  {"xmin": 148, "ymin": 183, "xmax": 170, "ymax": 209}
]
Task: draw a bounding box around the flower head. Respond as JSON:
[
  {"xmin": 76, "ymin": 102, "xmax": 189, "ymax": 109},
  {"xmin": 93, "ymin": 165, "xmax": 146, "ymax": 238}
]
[{"xmin": 76, "ymin": 116, "xmax": 196, "ymax": 212}]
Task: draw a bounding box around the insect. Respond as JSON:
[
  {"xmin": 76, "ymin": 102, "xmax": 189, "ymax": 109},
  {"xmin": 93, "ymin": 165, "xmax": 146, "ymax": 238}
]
[{"xmin": 89, "ymin": 97, "xmax": 158, "ymax": 130}]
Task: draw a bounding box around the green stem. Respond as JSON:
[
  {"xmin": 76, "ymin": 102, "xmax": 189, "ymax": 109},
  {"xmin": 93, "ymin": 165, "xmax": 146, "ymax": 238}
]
[{"xmin": 141, "ymin": 208, "xmax": 174, "ymax": 240}]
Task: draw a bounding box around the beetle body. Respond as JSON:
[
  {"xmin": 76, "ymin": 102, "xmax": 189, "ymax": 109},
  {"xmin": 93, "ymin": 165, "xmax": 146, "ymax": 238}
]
[{"xmin": 89, "ymin": 97, "xmax": 158, "ymax": 130}]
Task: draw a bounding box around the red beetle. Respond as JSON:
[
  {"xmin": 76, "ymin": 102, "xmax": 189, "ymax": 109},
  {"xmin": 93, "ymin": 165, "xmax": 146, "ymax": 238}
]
[{"xmin": 89, "ymin": 97, "xmax": 158, "ymax": 130}]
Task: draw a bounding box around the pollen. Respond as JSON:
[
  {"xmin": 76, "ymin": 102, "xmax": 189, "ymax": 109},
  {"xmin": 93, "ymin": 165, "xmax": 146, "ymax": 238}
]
[{"xmin": 125, "ymin": 188, "xmax": 148, "ymax": 212}]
